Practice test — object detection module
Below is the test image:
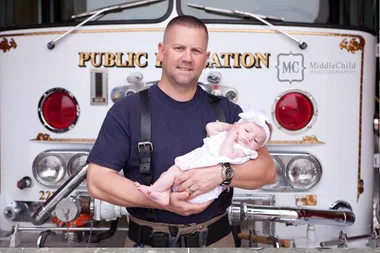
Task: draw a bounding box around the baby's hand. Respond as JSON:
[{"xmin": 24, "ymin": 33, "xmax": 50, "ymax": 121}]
[{"xmin": 227, "ymin": 123, "xmax": 238, "ymax": 140}]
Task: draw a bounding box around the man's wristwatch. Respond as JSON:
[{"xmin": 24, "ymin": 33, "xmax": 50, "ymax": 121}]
[{"xmin": 220, "ymin": 163, "xmax": 234, "ymax": 186}]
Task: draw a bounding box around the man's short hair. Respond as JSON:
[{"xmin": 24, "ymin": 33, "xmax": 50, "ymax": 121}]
[{"xmin": 164, "ymin": 15, "xmax": 209, "ymax": 42}]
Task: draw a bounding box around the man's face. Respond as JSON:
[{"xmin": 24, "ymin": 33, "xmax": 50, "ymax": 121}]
[{"xmin": 158, "ymin": 25, "xmax": 210, "ymax": 87}]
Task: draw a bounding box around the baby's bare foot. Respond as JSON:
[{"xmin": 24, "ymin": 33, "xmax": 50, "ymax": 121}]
[
  {"xmin": 136, "ymin": 185, "xmax": 150, "ymax": 198},
  {"xmin": 148, "ymin": 192, "xmax": 170, "ymax": 206}
]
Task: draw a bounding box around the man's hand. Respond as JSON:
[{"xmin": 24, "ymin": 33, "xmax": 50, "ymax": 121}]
[
  {"xmin": 173, "ymin": 165, "xmax": 223, "ymax": 201},
  {"xmin": 163, "ymin": 191, "xmax": 212, "ymax": 216}
]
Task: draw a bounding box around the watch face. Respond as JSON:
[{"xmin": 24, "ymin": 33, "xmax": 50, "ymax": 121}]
[
  {"xmin": 221, "ymin": 163, "xmax": 233, "ymax": 185},
  {"xmin": 225, "ymin": 165, "xmax": 234, "ymax": 180},
  {"xmin": 226, "ymin": 168, "xmax": 233, "ymax": 179}
]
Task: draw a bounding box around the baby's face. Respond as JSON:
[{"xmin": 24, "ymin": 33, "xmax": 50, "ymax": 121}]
[{"xmin": 236, "ymin": 122, "xmax": 266, "ymax": 150}]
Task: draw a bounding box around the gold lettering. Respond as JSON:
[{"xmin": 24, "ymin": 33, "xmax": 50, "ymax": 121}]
[
  {"xmin": 77, "ymin": 51, "xmax": 270, "ymax": 68},
  {"xmin": 155, "ymin": 52, "xmax": 162, "ymax": 68},
  {"xmin": 45, "ymin": 191, "xmax": 51, "ymax": 201},
  {"xmin": 78, "ymin": 52, "xmax": 90, "ymax": 67},
  {"xmin": 39, "ymin": 191, "xmax": 44, "ymax": 201},
  {"xmin": 135, "ymin": 53, "xmax": 148, "ymax": 68},
  {"xmin": 207, "ymin": 53, "xmax": 222, "ymax": 68},
  {"xmin": 255, "ymin": 53, "xmax": 270, "ymax": 68},
  {"xmin": 232, "ymin": 53, "xmax": 242, "ymax": 68},
  {"xmin": 220, "ymin": 53, "xmax": 233, "ymax": 68},
  {"xmin": 38, "ymin": 190, "xmax": 56, "ymax": 201},
  {"xmin": 104, "ymin": 53, "xmax": 116, "ymax": 67},
  {"xmin": 116, "ymin": 52, "xmax": 128, "ymax": 67},
  {"xmin": 127, "ymin": 52, "xmax": 135, "ymax": 67},
  {"xmin": 91, "ymin": 52, "xmax": 103, "ymax": 68},
  {"xmin": 241, "ymin": 53, "xmax": 255, "ymax": 68}
]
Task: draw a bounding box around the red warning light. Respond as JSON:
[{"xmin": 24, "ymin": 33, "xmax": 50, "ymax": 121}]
[
  {"xmin": 273, "ymin": 91, "xmax": 317, "ymax": 132},
  {"xmin": 38, "ymin": 88, "xmax": 79, "ymax": 133}
]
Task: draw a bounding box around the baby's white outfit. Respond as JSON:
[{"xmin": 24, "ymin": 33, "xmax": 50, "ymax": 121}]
[{"xmin": 174, "ymin": 131, "xmax": 258, "ymax": 204}]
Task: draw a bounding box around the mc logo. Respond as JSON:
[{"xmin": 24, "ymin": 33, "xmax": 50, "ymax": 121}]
[{"xmin": 275, "ymin": 52, "xmax": 306, "ymax": 84}]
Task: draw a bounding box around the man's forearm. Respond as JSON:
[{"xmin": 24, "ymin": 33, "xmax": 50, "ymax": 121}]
[
  {"xmin": 90, "ymin": 176, "xmax": 159, "ymax": 208},
  {"xmin": 228, "ymin": 147, "xmax": 276, "ymax": 189},
  {"xmin": 87, "ymin": 164, "xmax": 162, "ymax": 209}
]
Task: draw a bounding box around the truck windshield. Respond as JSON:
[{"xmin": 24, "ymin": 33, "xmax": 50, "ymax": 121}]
[
  {"xmin": 0, "ymin": 0, "xmax": 172, "ymax": 31},
  {"xmin": 178, "ymin": 0, "xmax": 378, "ymax": 34}
]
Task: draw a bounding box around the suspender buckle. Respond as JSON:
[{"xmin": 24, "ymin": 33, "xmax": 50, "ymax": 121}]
[
  {"xmin": 138, "ymin": 141, "xmax": 154, "ymax": 183},
  {"xmin": 138, "ymin": 141, "xmax": 154, "ymax": 152}
]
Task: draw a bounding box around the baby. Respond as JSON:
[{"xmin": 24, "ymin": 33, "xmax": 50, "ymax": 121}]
[{"xmin": 135, "ymin": 110, "xmax": 272, "ymax": 205}]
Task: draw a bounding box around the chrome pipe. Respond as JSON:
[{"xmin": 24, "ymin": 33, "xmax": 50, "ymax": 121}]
[
  {"xmin": 320, "ymin": 231, "xmax": 376, "ymax": 247},
  {"xmin": 30, "ymin": 164, "xmax": 88, "ymax": 225},
  {"xmin": 15, "ymin": 227, "xmax": 128, "ymax": 232},
  {"xmin": 320, "ymin": 238, "xmax": 345, "ymax": 248},
  {"xmin": 228, "ymin": 202, "xmax": 355, "ymax": 227}
]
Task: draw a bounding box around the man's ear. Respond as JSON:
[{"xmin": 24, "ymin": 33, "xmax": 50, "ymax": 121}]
[
  {"xmin": 204, "ymin": 51, "xmax": 211, "ymax": 68},
  {"xmin": 158, "ymin": 42, "xmax": 164, "ymax": 62}
]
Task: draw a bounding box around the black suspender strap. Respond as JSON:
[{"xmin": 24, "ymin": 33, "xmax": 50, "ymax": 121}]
[
  {"xmin": 139, "ymin": 89, "xmax": 154, "ymax": 186},
  {"xmin": 206, "ymin": 93, "xmax": 226, "ymax": 123},
  {"xmin": 139, "ymin": 89, "xmax": 157, "ymax": 221}
]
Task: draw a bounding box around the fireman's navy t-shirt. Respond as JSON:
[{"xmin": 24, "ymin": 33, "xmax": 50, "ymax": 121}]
[{"xmin": 87, "ymin": 83, "xmax": 242, "ymax": 224}]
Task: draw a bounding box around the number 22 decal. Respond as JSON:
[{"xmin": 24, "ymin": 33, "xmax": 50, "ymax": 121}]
[{"xmin": 39, "ymin": 190, "xmax": 55, "ymax": 201}]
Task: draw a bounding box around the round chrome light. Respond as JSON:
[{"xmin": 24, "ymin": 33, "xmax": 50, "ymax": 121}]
[
  {"xmin": 68, "ymin": 153, "xmax": 88, "ymax": 177},
  {"xmin": 285, "ymin": 155, "xmax": 322, "ymax": 189},
  {"xmin": 127, "ymin": 72, "xmax": 143, "ymax": 84},
  {"xmin": 207, "ymin": 71, "xmax": 222, "ymax": 84},
  {"xmin": 263, "ymin": 156, "xmax": 285, "ymax": 189},
  {"xmin": 32, "ymin": 153, "xmax": 66, "ymax": 186},
  {"xmin": 225, "ymin": 90, "xmax": 237, "ymax": 102}
]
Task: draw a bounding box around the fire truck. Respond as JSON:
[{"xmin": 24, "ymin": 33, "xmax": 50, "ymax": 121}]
[{"xmin": 0, "ymin": 0, "xmax": 379, "ymax": 249}]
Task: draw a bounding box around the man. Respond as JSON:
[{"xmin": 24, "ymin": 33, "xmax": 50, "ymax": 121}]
[{"xmin": 86, "ymin": 15, "xmax": 276, "ymax": 248}]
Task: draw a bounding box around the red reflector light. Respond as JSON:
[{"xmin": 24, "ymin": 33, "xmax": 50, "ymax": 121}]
[
  {"xmin": 38, "ymin": 88, "xmax": 79, "ymax": 133},
  {"xmin": 273, "ymin": 91, "xmax": 317, "ymax": 132}
]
